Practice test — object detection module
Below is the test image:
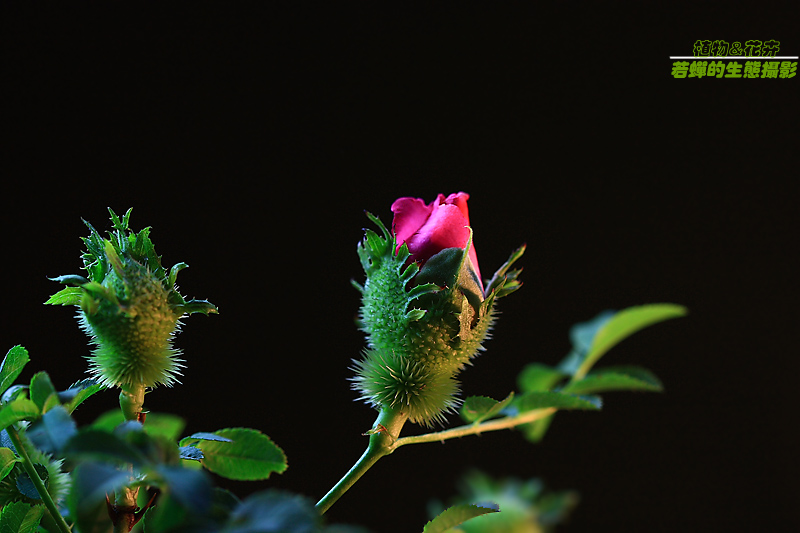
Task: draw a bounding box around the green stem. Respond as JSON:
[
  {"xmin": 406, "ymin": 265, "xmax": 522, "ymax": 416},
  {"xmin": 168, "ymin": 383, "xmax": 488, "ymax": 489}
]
[
  {"xmin": 390, "ymin": 407, "xmax": 556, "ymax": 449},
  {"xmin": 316, "ymin": 407, "xmax": 408, "ymax": 515},
  {"xmin": 113, "ymin": 382, "xmax": 146, "ymax": 531},
  {"xmin": 6, "ymin": 425, "xmax": 72, "ymax": 533}
]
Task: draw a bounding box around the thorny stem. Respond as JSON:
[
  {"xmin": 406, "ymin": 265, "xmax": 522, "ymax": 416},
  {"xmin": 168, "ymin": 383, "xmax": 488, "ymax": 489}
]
[
  {"xmin": 6, "ymin": 424, "xmax": 72, "ymax": 533},
  {"xmin": 316, "ymin": 407, "xmax": 557, "ymax": 514}
]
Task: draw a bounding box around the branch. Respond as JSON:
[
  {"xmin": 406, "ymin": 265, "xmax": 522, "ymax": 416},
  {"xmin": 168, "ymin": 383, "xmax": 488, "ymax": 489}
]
[{"xmin": 390, "ymin": 407, "xmax": 556, "ymax": 449}]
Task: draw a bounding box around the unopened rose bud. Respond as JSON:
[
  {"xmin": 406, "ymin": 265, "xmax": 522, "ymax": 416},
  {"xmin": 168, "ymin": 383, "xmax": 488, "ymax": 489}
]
[
  {"xmin": 47, "ymin": 208, "xmax": 217, "ymax": 390},
  {"xmin": 352, "ymin": 193, "xmax": 524, "ymax": 426}
]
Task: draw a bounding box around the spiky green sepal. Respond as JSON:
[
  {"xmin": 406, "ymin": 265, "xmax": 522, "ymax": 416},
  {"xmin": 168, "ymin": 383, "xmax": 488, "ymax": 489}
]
[
  {"xmin": 46, "ymin": 208, "xmax": 217, "ymax": 389},
  {"xmin": 351, "ymin": 214, "xmax": 523, "ymax": 426}
]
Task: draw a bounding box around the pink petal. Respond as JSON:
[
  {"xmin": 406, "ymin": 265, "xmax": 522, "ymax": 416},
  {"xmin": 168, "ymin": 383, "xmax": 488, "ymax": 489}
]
[{"xmin": 391, "ymin": 196, "xmax": 433, "ymax": 249}]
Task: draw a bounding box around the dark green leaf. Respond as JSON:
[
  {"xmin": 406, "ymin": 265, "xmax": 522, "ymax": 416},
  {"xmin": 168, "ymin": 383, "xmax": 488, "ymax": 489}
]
[
  {"xmin": 0, "ymin": 446, "xmax": 18, "ymax": 480},
  {"xmin": 155, "ymin": 465, "xmax": 212, "ymax": 512},
  {"xmin": 70, "ymin": 461, "xmax": 134, "ymax": 514},
  {"xmin": 0, "ymin": 501, "xmax": 45, "ymax": 533},
  {"xmin": 517, "ymin": 363, "xmax": 568, "ymax": 392},
  {"xmin": 0, "ymin": 399, "xmax": 40, "ymax": 432},
  {"xmin": 423, "ymin": 503, "xmax": 500, "ymax": 533},
  {"xmin": 25, "ymin": 406, "xmax": 77, "ymax": 455},
  {"xmin": 460, "ymin": 393, "xmax": 515, "ymax": 424},
  {"xmin": 0, "ymin": 346, "xmax": 30, "ymax": 398},
  {"xmin": 62, "ymin": 428, "xmax": 149, "ymax": 467},
  {"xmin": 196, "ymin": 428, "xmax": 287, "ymax": 481}
]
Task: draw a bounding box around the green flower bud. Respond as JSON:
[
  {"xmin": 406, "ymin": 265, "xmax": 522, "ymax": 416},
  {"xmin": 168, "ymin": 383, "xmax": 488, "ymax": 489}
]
[
  {"xmin": 351, "ymin": 200, "xmax": 524, "ymax": 427},
  {"xmin": 47, "ymin": 208, "xmax": 217, "ymax": 389}
]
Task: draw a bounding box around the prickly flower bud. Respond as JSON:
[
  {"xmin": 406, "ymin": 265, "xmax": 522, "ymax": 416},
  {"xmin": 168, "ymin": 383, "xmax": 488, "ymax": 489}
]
[
  {"xmin": 46, "ymin": 208, "xmax": 217, "ymax": 390},
  {"xmin": 351, "ymin": 193, "xmax": 524, "ymax": 426}
]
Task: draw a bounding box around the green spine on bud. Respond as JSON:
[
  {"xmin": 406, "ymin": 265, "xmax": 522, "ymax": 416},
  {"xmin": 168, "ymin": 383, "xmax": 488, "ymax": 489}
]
[
  {"xmin": 46, "ymin": 208, "xmax": 217, "ymax": 389},
  {"xmin": 351, "ymin": 213, "xmax": 523, "ymax": 426}
]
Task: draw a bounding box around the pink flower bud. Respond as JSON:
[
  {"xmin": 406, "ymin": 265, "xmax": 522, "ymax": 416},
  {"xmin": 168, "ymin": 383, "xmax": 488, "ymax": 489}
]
[{"xmin": 391, "ymin": 192, "xmax": 483, "ymax": 291}]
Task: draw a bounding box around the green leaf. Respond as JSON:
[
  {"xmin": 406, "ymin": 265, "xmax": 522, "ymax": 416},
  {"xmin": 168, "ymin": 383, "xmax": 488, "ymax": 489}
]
[
  {"xmin": 0, "ymin": 501, "xmax": 45, "ymax": 533},
  {"xmin": 25, "ymin": 406, "xmax": 77, "ymax": 455},
  {"xmin": 423, "ymin": 503, "xmax": 500, "ymax": 533},
  {"xmin": 58, "ymin": 379, "xmax": 104, "ymax": 413},
  {"xmin": 0, "ymin": 346, "xmax": 30, "ymax": 398},
  {"xmin": 195, "ymin": 428, "xmax": 287, "ymax": 481},
  {"xmin": 15, "ymin": 463, "xmax": 48, "ymax": 500},
  {"xmin": 460, "ymin": 393, "xmax": 515, "ymax": 424},
  {"xmin": 44, "ymin": 286, "xmax": 84, "ymax": 305},
  {"xmin": 175, "ymin": 299, "xmax": 219, "ymax": 315},
  {"xmin": 506, "ymin": 391, "xmax": 602, "ymax": 416},
  {"xmin": 0, "ymin": 446, "xmax": 19, "ymax": 480},
  {"xmin": 561, "ymin": 367, "xmax": 663, "ymax": 395},
  {"xmin": 574, "ymin": 304, "xmax": 686, "ymax": 379},
  {"xmin": 517, "ymin": 363, "xmax": 568, "ymax": 392},
  {"xmin": 0, "ymin": 399, "xmax": 40, "ymax": 432},
  {"xmin": 179, "ymin": 432, "xmax": 233, "ymax": 445},
  {"xmin": 29, "ymin": 372, "xmax": 58, "ymax": 412}
]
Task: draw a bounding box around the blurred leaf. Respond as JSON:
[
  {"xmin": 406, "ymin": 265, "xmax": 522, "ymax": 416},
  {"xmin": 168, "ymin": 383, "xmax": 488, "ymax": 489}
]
[
  {"xmin": 561, "ymin": 367, "xmax": 663, "ymax": 395},
  {"xmin": 0, "ymin": 501, "xmax": 45, "ymax": 533},
  {"xmin": 69, "ymin": 461, "xmax": 134, "ymax": 527},
  {"xmin": 0, "ymin": 346, "xmax": 30, "ymax": 398},
  {"xmin": 574, "ymin": 304, "xmax": 686, "ymax": 379},
  {"xmin": 506, "ymin": 391, "xmax": 602, "ymax": 416},
  {"xmin": 154, "ymin": 464, "xmax": 213, "ymax": 512},
  {"xmin": 62, "ymin": 428, "xmax": 149, "ymax": 467},
  {"xmin": 0, "ymin": 446, "xmax": 18, "ymax": 480},
  {"xmin": 220, "ymin": 490, "xmax": 320, "ymax": 533},
  {"xmin": 517, "ymin": 363, "xmax": 568, "ymax": 392},
  {"xmin": 423, "ymin": 503, "xmax": 499, "ymax": 533},
  {"xmin": 196, "ymin": 428, "xmax": 287, "ymax": 481},
  {"xmin": 519, "ymin": 415, "xmax": 555, "ymax": 444},
  {"xmin": 25, "ymin": 406, "xmax": 77, "ymax": 455},
  {"xmin": 179, "ymin": 446, "xmax": 204, "ymax": 462},
  {"xmin": 0, "ymin": 399, "xmax": 40, "ymax": 432},
  {"xmin": 460, "ymin": 393, "xmax": 514, "ymax": 424},
  {"xmin": 93, "ymin": 410, "xmax": 186, "ymax": 441}
]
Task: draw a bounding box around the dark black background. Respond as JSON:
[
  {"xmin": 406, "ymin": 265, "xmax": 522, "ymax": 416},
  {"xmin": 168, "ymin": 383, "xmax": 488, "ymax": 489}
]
[{"xmin": 2, "ymin": 4, "xmax": 797, "ymax": 532}]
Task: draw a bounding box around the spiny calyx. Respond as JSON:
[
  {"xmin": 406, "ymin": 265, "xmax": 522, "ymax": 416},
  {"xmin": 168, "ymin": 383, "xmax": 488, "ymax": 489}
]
[
  {"xmin": 351, "ymin": 213, "xmax": 524, "ymax": 426},
  {"xmin": 46, "ymin": 208, "xmax": 217, "ymax": 389}
]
